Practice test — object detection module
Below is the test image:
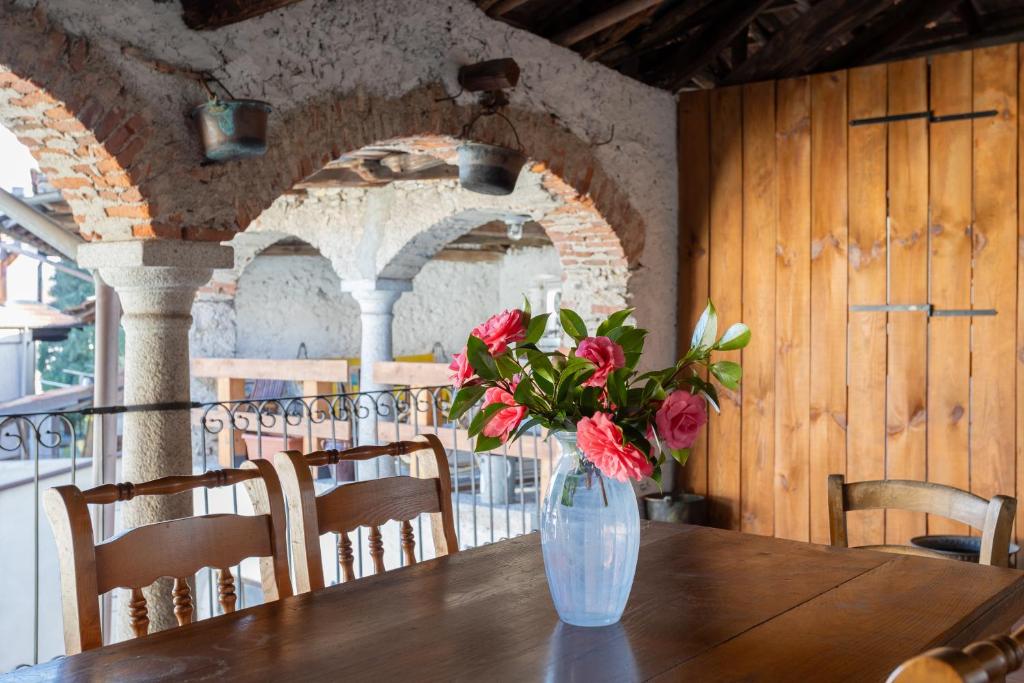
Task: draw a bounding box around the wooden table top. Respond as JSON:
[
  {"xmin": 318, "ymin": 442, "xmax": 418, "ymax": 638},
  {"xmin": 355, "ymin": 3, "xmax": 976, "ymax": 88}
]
[{"xmin": 11, "ymin": 522, "xmax": 1024, "ymax": 682}]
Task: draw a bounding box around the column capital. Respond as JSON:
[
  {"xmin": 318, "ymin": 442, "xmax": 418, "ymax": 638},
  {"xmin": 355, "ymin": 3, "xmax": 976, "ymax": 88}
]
[{"xmin": 341, "ymin": 278, "xmax": 413, "ymax": 294}]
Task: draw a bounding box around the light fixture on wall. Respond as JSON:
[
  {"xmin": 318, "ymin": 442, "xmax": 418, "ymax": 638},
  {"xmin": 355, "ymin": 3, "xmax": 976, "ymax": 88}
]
[
  {"xmin": 453, "ymin": 59, "xmax": 527, "ymax": 196},
  {"xmin": 505, "ymin": 214, "xmax": 529, "ymax": 241}
]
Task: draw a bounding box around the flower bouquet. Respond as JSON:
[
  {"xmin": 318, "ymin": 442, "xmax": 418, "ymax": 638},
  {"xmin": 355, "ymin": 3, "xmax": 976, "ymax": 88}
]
[{"xmin": 447, "ymin": 301, "xmax": 749, "ymax": 627}]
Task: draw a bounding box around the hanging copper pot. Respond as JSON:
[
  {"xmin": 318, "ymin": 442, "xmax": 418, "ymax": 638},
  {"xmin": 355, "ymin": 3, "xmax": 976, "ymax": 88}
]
[
  {"xmin": 457, "ymin": 111, "xmax": 526, "ymax": 196},
  {"xmin": 192, "ymin": 97, "xmax": 272, "ymax": 162}
]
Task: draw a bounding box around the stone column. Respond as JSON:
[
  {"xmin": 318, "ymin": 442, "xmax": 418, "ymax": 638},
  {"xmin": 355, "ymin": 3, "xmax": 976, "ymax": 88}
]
[
  {"xmin": 78, "ymin": 240, "xmax": 232, "ymax": 635},
  {"xmin": 342, "ymin": 279, "xmax": 411, "ymax": 479}
]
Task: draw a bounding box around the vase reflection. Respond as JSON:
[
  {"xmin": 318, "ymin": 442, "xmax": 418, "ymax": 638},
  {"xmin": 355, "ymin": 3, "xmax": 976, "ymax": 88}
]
[{"xmin": 543, "ymin": 621, "xmax": 639, "ymax": 683}]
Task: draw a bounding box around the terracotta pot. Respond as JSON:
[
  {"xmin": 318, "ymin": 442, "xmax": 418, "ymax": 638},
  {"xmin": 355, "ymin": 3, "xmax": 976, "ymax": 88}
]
[
  {"xmin": 457, "ymin": 142, "xmax": 526, "ymax": 196},
  {"xmin": 192, "ymin": 98, "xmax": 271, "ymax": 162}
]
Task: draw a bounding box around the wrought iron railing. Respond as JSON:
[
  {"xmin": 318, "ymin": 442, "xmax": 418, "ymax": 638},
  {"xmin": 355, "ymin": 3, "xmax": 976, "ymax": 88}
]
[{"xmin": 0, "ymin": 386, "xmax": 560, "ymax": 671}]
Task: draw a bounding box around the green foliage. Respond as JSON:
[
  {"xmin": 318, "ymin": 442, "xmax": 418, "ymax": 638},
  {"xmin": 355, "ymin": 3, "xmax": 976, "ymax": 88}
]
[
  {"xmin": 37, "ymin": 270, "xmax": 96, "ymax": 387},
  {"xmin": 448, "ymin": 298, "xmax": 751, "ymax": 482}
]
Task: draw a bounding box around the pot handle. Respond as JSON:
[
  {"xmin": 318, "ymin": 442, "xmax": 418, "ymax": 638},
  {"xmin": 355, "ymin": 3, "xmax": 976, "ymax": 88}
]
[{"xmin": 460, "ymin": 110, "xmax": 523, "ymax": 152}]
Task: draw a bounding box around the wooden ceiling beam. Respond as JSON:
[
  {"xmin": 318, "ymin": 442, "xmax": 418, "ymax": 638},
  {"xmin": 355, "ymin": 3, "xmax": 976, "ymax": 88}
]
[
  {"xmin": 658, "ymin": 0, "xmax": 773, "ymax": 92},
  {"xmin": 487, "ymin": 0, "xmax": 534, "ymax": 17},
  {"xmin": 552, "ymin": 0, "xmax": 664, "ymax": 47},
  {"xmin": 600, "ymin": 0, "xmax": 719, "ymax": 67},
  {"xmin": 815, "ymin": 0, "xmax": 962, "ymax": 73},
  {"xmin": 180, "ymin": 0, "xmax": 307, "ymax": 30},
  {"xmin": 723, "ymin": 0, "xmax": 891, "ymax": 84}
]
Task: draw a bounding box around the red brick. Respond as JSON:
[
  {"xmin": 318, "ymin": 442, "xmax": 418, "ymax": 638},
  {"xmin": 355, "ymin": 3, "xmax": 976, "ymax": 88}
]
[
  {"xmin": 97, "ymin": 157, "xmax": 122, "ymax": 174},
  {"xmin": 50, "ymin": 118, "xmax": 86, "ymax": 134},
  {"xmin": 50, "ymin": 176, "xmax": 92, "ymax": 190},
  {"xmin": 104, "ymin": 172, "xmax": 131, "ymax": 188},
  {"xmin": 184, "ymin": 226, "xmax": 237, "ymax": 242},
  {"xmin": 93, "ymin": 109, "xmax": 123, "ymax": 142},
  {"xmin": 10, "ymin": 90, "xmax": 56, "ymax": 108},
  {"xmin": 132, "ymin": 222, "xmax": 181, "ymax": 239},
  {"xmin": 105, "ymin": 204, "xmax": 151, "ymax": 219},
  {"xmin": 67, "ymin": 38, "xmax": 88, "ymax": 71},
  {"xmin": 115, "ymin": 137, "xmax": 145, "ymax": 167},
  {"xmin": 43, "ymin": 105, "xmax": 74, "ymax": 120}
]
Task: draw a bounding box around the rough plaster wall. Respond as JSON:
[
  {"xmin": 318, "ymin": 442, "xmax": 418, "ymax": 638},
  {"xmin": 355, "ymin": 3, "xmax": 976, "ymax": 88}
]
[
  {"xmin": 498, "ymin": 246, "xmax": 562, "ymax": 311},
  {"xmin": 394, "ymin": 258, "xmax": 499, "ymax": 358},
  {"xmin": 23, "ymin": 0, "xmax": 678, "ymax": 362},
  {"xmin": 234, "ymin": 254, "xmax": 357, "ymax": 360}
]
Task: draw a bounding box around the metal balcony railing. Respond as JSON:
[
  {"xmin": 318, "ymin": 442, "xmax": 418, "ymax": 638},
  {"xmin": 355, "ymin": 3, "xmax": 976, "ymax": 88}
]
[{"xmin": 0, "ymin": 385, "xmax": 561, "ymax": 672}]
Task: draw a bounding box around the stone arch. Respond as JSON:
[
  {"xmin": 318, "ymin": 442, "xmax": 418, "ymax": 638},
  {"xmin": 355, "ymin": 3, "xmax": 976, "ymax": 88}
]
[
  {"xmin": 0, "ymin": 3, "xmax": 168, "ymax": 240},
  {"xmin": 192, "ymin": 85, "xmax": 643, "ymax": 274}
]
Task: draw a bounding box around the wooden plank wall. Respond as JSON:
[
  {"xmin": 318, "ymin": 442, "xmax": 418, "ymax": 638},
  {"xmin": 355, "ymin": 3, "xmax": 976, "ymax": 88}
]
[{"xmin": 677, "ymin": 43, "xmax": 1021, "ymax": 544}]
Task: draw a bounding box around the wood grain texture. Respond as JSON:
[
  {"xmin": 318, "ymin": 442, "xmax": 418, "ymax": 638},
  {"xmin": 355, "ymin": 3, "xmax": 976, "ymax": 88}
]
[
  {"xmin": 20, "ymin": 524, "xmax": 1024, "ymax": 682},
  {"xmin": 707, "ymin": 86, "xmax": 744, "ymax": 530},
  {"xmin": 808, "ymin": 70, "xmax": 849, "ymax": 545},
  {"xmin": 971, "ymin": 45, "xmax": 1018, "ymax": 519},
  {"xmin": 741, "ymin": 80, "xmax": 777, "ymax": 536},
  {"xmin": 966, "ymin": 45, "xmax": 1015, "ymax": 536},
  {"xmin": 928, "ymin": 50, "xmax": 974, "ymax": 537},
  {"xmin": 774, "ymin": 75, "xmax": 811, "ymax": 542},
  {"xmin": 677, "ymin": 90, "xmax": 711, "ymax": 497},
  {"xmin": 846, "ymin": 64, "xmax": 888, "ymax": 548},
  {"xmin": 885, "ymin": 58, "xmax": 929, "ymax": 546}
]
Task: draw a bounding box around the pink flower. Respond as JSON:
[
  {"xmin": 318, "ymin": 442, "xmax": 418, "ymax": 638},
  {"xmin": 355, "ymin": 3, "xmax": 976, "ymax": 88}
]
[
  {"xmin": 654, "ymin": 390, "xmax": 707, "ymax": 450},
  {"xmin": 575, "ymin": 336, "xmax": 625, "ymax": 388},
  {"xmin": 480, "ymin": 381, "xmax": 528, "ymax": 443},
  {"xmin": 472, "ymin": 309, "xmax": 528, "ymax": 355},
  {"xmin": 576, "ymin": 412, "xmax": 653, "ymax": 482},
  {"xmin": 448, "ymin": 349, "xmax": 474, "ymax": 388}
]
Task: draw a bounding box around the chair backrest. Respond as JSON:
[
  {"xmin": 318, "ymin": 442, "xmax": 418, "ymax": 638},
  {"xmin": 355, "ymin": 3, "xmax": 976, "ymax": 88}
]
[
  {"xmin": 827, "ymin": 474, "xmax": 1016, "ymax": 567},
  {"xmin": 274, "ymin": 434, "xmax": 459, "ymax": 593},
  {"xmin": 887, "ymin": 624, "xmax": 1024, "ymax": 682},
  {"xmin": 43, "ymin": 460, "xmax": 292, "ymax": 654}
]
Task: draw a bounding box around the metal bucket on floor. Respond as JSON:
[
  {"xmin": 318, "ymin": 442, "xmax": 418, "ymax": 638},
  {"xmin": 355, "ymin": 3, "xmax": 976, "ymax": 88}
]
[{"xmin": 644, "ymin": 493, "xmax": 707, "ymax": 525}]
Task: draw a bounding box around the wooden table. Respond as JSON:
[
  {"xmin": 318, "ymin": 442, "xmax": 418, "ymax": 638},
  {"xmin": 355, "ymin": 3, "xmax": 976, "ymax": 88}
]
[{"xmin": 11, "ymin": 523, "xmax": 1024, "ymax": 682}]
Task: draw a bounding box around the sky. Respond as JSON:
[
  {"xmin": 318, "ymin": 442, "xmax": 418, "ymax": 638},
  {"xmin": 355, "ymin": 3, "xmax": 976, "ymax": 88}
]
[
  {"xmin": 1, "ymin": 124, "xmax": 48, "ymax": 303},
  {"xmin": 0, "ymin": 124, "xmax": 37, "ymax": 193}
]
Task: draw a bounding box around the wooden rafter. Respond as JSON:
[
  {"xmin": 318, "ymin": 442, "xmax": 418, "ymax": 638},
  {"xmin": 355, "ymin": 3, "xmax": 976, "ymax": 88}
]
[
  {"xmin": 180, "ymin": 0, "xmax": 308, "ymax": 30},
  {"xmin": 659, "ymin": 0, "xmax": 773, "ymax": 92},
  {"xmin": 552, "ymin": 0, "xmax": 664, "ymax": 47}
]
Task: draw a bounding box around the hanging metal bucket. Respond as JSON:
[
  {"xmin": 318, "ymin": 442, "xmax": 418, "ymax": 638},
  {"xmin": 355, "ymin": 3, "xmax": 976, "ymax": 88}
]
[
  {"xmin": 192, "ymin": 98, "xmax": 272, "ymax": 162},
  {"xmin": 457, "ymin": 142, "xmax": 526, "ymax": 195}
]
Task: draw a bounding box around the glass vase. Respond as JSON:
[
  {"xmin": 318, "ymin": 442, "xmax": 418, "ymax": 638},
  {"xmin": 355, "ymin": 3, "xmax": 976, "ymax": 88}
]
[{"xmin": 540, "ymin": 432, "xmax": 640, "ymax": 627}]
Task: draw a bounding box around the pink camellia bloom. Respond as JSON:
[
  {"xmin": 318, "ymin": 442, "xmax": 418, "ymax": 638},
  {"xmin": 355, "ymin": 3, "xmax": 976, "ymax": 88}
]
[
  {"xmin": 575, "ymin": 336, "xmax": 626, "ymax": 388},
  {"xmin": 481, "ymin": 381, "xmax": 528, "ymax": 442},
  {"xmin": 654, "ymin": 390, "xmax": 707, "ymax": 450},
  {"xmin": 471, "ymin": 309, "xmax": 528, "ymax": 355},
  {"xmin": 576, "ymin": 412, "xmax": 653, "ymax": 482},
  {"xmin": 448, "ymin": 349, "xmax": 474, "ymax": 388}
]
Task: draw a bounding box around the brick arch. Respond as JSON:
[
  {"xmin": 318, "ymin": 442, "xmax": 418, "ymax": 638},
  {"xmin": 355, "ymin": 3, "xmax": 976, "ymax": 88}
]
[
  {"xmin": 0, "ymin": 3, "xmax": 167, "ymax": 241},
  {"xmin": 196, "ymin": 85, "xmax": 640, "ymax": 261},
  {"xmin": 207, "ymin": 85, "xmax": 637, "ymax": 322}
]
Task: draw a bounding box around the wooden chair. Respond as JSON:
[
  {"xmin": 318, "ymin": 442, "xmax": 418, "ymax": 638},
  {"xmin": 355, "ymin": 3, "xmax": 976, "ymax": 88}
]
[
  {"xmin": 274, "ymin": 434, "xmax": 459, "ymax": 593},
  {"xmin": 43, "ymin": 460, "xmax": 292, "ymax": 654},
  {"xmin": 827, "ymin": 474, "xmax": 1016, "ymax": 567},
  {"xmin": 887, "ymin": 624, "xmax": 1024, "ymax": 682}
]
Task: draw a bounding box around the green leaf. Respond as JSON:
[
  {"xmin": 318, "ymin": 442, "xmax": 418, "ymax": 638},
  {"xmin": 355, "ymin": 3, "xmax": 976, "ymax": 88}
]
[
  {"xmin": 522, "ymin": 313, "xmax": 550, "ymax": 345},
  {"xmin": 596, "ymin": 308, "xmax": 634, "ymax": 337},
  {"xmin": 559, "ymin": 308, "xmax": 588, "ymax": 343},
  {"xmin": 448, "ymin": 385, "xmax": 485, "ymax": 422},
  {"xmin": 511, "ymin": 416, "xmax": 543, "ymax": 440},
  {"xmin": 691, "ymin": 300, "xmax": 718, "ymax": 351},
  {"xmin": 469, "ymin": 402, "xmax": 506, "ymax": 438},
  {"xmin": 716, "ymin": 322, "xmax": 751, "ymax": 351},
  {"xmin": 650, "ymin": 465, "xmax": 663, "ymax": 487},
  {"xmin": 526, "ymin": 349, "xmax": 555, "ymax": 383},
  {"xmin": 616, "ymin": 328, "xmax": 648, "ymax": 355},
  {"xmin": 670, "ymin": 447, "xmax": 691, "ymax": 466},
  {"xmin": 466, "ymin": 335, "xmax": 498, "ymax": 380},
  {"xmin": 494, "ymin": 354, "xmax": 521, "ymax": 380},
  {"xmin": 608, "ymin": 368, "xmax": 629, "ymax": 407},
  {"xmin": 710, "ymin": 360, "xmax": 742, "ymax": 390},
  {"xmin": 522, "ymin": 295, "xmax": 532, "ymax": 317},
  {"xmin": 474, "ymin": 434, "xmax": 503, "ymax": 453}
]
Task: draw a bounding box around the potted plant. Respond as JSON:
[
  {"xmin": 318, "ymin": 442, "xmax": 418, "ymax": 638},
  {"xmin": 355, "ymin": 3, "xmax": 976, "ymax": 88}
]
[{"xmin": 447, "ymin": 302, "xmax": 749, "ymax": 626}]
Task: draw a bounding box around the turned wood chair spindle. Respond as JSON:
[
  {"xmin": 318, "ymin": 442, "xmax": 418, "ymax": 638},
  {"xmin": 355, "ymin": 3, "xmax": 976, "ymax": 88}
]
[
  {"xmin": 273, "ymin": 434, "xmax": 459, "ymax": 592},
  {"xmin": 888, "ymin": 624, "xmax": 1024, "ymax": 682},
  {"xmin": 827, "ymin": 475, "xmax": 1017, "ymax": 567},
  {"xmin": 43, "ymin": 460, "xmax": 292, "ymax": 654}
]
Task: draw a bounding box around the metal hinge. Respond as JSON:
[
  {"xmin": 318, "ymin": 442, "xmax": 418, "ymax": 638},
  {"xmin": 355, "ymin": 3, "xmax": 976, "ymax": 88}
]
[
  {"xmin": 849, "ymin": 110, "xmax": 998, "ymax": 126},
  {"xmin": 849, "ymin": 304, "xmax": 996, "ymax": 317}
]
